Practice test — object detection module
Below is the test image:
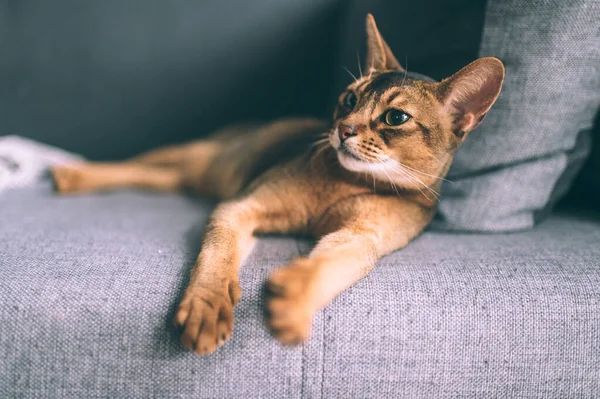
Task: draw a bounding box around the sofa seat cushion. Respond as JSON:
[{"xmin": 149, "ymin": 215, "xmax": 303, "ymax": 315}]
[{"xmin": 1, "ymin": 183, "xmax": 599, "ymax": 398}]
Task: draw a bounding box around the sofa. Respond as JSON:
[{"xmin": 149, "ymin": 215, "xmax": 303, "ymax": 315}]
[{"xmin": 1, "ymin": 1, "xmax": 599, "ymax": 397}]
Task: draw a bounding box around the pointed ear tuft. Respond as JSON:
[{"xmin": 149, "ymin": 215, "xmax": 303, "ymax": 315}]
[
  {"xmin": 440, "ymin": 57, "xmax": 505, "ymax": 137},
  {"xmin": 365, "ymin": 14, "xmax": 404, "ymax": 72}
]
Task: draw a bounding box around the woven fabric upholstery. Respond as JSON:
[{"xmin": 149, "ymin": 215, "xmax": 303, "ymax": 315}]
[
  {"xmin": 434, "ymin": 0, "xmax": 600, "ymax": 232},
  {"xmin": 1, "ymin": 183, "xmax": 599, "ymax": 398},
  {"xmin": 2, "ymin": 1, "xmax": 600, "ymax": 397}
]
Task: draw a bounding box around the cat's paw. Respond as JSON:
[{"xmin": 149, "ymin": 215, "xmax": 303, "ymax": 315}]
[
  {"xmin": 52, "ymin": 165, "xmax": 84, "ymax": 194},
  {"xmin": 173, "ymin": 282, "xmax": 240, "ymax": 356},
  {"xmin": 265, "ymin": 259, "xmax": 317, "ymax": 346}
]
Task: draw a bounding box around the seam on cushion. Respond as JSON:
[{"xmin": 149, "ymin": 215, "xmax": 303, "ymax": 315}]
[
  {"xmin": 320, "ymin": 310, "xmax": 325, "ymax": 399},
  {"xmin": 301, "ymin": 330, "xmax": 306, "ymax": 399},
  {"xmin": 296, "ymin": 238, "xmax": 307, "ymax": 399},
  {"xmin": 295, "ymin": 237, "xmax": 325, "ymax": 399},
  {"xmin": 447, "ymin": 145, "xmax": 585, "ymax": 181}
]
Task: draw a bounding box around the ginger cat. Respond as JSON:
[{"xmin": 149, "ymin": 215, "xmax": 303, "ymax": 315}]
[{"xmin": 52, "ymin": 14, "xmax": 504, "ymax": 355}]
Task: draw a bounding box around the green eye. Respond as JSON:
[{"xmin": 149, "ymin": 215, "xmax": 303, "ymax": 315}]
[
  {"xmin": 384, "ymin": 109, "xmax": 410, "ymax": 126},
  {"xmin": 343, "ymin": 92, "xmax": 357, "ymax": 109}
]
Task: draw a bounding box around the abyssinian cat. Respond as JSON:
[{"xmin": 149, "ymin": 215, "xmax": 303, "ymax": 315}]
[{"xmin": 51, "ymin": 14, "xmax": 504, "ymax": 355}]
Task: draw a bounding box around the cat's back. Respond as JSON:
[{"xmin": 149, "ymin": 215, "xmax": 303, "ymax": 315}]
[{"xmin": 186, "ymin": 118, "xmax": 329, "ymax": 198}]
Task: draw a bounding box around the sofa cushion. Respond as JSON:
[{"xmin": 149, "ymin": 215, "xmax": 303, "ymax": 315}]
[
  {"xmin": 433, "ymin": 0, "xmax": 600, "ymax": 232},
  {"xmin": 1, "ymin": 183, "xmax": 599, "ymax": 398}
]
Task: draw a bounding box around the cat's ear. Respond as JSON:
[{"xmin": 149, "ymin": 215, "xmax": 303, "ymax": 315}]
[
  {"xmin": 440, "ymin": 57, "xmax": 505, "ymax": 137},
  {"xmin": 365, "ymin": 14, "xmax": 404, "ymax": 72}
]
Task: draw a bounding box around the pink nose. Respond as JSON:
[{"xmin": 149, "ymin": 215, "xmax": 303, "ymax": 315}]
[{"xmin": 338, "ymin": 124, "xmax": 357, "ymax": 142}]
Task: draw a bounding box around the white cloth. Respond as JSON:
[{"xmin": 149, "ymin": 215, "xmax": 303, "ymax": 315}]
[{"xmin": 0, "ymin": 136, "xmax": 84, "ymax": 192}]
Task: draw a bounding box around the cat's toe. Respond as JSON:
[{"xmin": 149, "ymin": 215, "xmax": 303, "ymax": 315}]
[
  {"xmin": 174, "ymin": 287, "xmax": 235, "ymax": 356},
  {"xmin": 266, "ymin": 297, "xmax": 312, "ymax": 345},
  {"xmin": 265, "ymin": 260, "xmax": 316, "ymax": 345},
  {"xmin": 52, "ymin": 165, "xmax": 83, "ymax": 194}
]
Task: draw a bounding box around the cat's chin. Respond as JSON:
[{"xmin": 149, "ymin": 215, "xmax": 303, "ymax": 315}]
[
  {"xmin": 336, "ymin": 150, "xmax": 416, "ymax": 188},
  {"xmin": 336, "ymin": 150, "xmax": 386, "ymax": 174},
  {"xmin": 337, "ymin": 150, "xmax": 367, "ymax": 171}
]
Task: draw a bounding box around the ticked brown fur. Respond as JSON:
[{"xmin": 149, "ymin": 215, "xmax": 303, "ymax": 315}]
[{"xmin": 52, "ymin": 14, "xmax": 504, "ymax": 355}]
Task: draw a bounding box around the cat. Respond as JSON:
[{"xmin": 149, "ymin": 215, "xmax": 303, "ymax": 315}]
[{"xmin": 51, "ymin": 14, "xmax": 504, "ymax": 355}]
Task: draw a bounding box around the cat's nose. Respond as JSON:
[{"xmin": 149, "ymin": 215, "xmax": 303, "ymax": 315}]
[{"xmin": 338, "ymin": 124, "xmax": 357, "ymax": 142}]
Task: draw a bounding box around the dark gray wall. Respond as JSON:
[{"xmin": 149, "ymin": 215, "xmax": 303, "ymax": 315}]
[
  {"xmin": 0, "ymin": 0, "xmax": 345, "ymax": 159},
  {"xmin": 562, "ymin": 111, "xmax": 600, "ymax": 210}
]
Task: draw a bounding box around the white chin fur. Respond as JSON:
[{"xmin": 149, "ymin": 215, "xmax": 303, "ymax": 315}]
[{"xmin": 336, "ymin": 151, "xmax": 415, "ymax": 186}]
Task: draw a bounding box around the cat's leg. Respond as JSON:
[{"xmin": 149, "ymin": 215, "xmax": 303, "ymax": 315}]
[
  {"xmin": 52, "ymin": 163, "xmax": 183, "ymax": 194},
  {"xmin": 172, "ymin": 201, "xmax": 255, "ymax": 355},
  {"xmin": 173, "ymin": 185, "xmax": 300, "ymax": 355},
  {"xmin": 51, "ymin": 141, "xmax": 221, "ymax": 195},
  {"xmin": 265, "ymin": 197, "xmax": 429, "ymax": 345},
  {"xmin": 127, "ymin": 144, "xmax": 188, "ymax": 166}
]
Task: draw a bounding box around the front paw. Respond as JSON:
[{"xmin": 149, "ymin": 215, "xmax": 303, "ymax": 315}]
[
  {"xmin": 173, "ymin": 281, "xmax": 240, "ymax": 355},
  {"xmin": 265, "ymin": 259, "xmax": 317, "ymax": 346}
]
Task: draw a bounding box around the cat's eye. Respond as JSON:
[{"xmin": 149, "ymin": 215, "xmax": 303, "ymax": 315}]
[
  {"xmin": 343, "ymin": 92, "xmax": 357, "ymax": 109},
  {"xmin": 384, "ymin": 109, "xmax": 410, "ymax": 126}
]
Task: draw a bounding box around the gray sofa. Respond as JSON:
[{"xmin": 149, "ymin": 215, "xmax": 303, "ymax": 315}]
[
  {"xmin": 2, "ymin": 1, "xmax": 600, "ymax": 398},
  {"xmin": 2, "ymin": 184, "xmax": 600, "ymax": 397}
]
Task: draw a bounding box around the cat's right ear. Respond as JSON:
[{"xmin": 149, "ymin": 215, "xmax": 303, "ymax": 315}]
[
  {"xmin": 439, "ymin": 57, "xmax": 505, "ymax": 138},
  {"xmin": 365, "ymin": 14, "xmax": 405, "ymax": 73}
]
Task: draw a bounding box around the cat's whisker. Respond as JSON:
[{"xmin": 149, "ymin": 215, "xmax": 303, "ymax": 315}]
[
  {"xmin": 375, "ymin": 155, "xmax": 451, "ymax": 183},
  {"xmin": 356, "ymin": 52, "xmax": 363, "ymax": 78},
  {"xmin": 381, "ymin": 168, "xmax": 401, "ymax": 197},
  {"xmin": 403, "ymin": 171, "xmax": 439, "ymax": 201},
  {"xmin": 401, "ymin": 55, "xmax": 408, "ymax": 87},
  {"xmin": 429, "ymin": 153, "xmax": 448, "ymax": 166},
  {"xmin": 389, "ymin": 163, "xmax": 448, "ymax": 184},
  {"xmin": 342, "ymin": 66, "xmax": 359, "ymax": 83},
  {"xmin": 404, "ymin": 171, "xmax": 441, "ymax": 200},
  {"xmin": 391, "ymin": 165, "xmax": 441, "ymax": 200},
  {"xmin": 356, "ymin": 155, "xmax": 446, "ymax": 199},
  {"xmin": 309, "ymin": 141, "xmax": 331, "ymax": 168},
  {"xmin": 384, "ymin": 158, "xmax": 453, "ymax": 183},
  {"xmin": 368, "ymin": 60, "xmax": 375, "ymax": 79},
  {"xmin": 388, "ymin": 164, "xmax": 431, "ymax": 200},
  {"xmin": 311, "ymin": 138, "xmax": 330, "ymax": 148},
  {"xmin": 315, "ymin": 142, "xmax": 330, "ymax": 156},
  {"xmin": 384, "ymin": 161, "xmax": 441, "ymax": 200},
  {"xmin": 310, "ymin": 143, "xmax": 330, "ymax": 162}
]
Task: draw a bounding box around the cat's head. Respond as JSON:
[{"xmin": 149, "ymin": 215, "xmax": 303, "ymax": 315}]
[{"xmin": 329, "ymin": 14, "xmax": 504, "ymax": 197}]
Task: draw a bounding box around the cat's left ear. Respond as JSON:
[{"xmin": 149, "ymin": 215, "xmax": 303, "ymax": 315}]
[
  {"xmin": 440, "ymin": 57, "xmax": 505, "ymax": 138},
  {"xmin": 365, "ymin": 14, "xmax": 405, "ymax": 72}
]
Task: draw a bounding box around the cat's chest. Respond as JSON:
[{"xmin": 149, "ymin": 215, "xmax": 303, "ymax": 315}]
[
  {"xmin": 262, "ymin": 157, "xmax": 378, "ymax": 233},
  {"xmin": 296, "ymin": 172, "xmax": 372, "ymax": 223}
]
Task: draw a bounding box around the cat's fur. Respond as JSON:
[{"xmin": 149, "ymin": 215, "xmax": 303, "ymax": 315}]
[{"xmin": 52, "ymin": 15, "xmax": 504, "ymax": 355}]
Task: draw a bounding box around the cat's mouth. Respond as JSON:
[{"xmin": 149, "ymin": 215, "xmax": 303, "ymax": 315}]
[
  {"xmin": 338, "ymin": 145, "xmax": 364, "ymax": 162},
  {"xmin": 330, "ymin": 131, "xmax": 366, "ymax": 162},
  {"xmin": 335, "ymin": 144, "xmax": 383, "ymax": 174}
]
